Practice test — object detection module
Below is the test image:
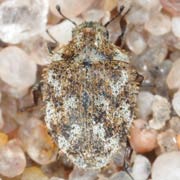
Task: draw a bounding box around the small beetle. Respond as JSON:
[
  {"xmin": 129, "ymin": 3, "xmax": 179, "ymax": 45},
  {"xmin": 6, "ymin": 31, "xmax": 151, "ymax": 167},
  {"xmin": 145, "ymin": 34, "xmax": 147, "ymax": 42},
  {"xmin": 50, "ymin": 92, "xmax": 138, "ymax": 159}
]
[{"xmin": 40, "ymin": 6, "xmax": 143, "ymax": 169}]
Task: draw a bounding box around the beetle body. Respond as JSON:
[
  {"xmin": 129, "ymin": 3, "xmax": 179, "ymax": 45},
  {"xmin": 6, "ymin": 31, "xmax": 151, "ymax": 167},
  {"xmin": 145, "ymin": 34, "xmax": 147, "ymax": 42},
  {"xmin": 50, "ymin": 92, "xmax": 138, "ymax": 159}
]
[{"xmin": 42, "ymin": 22, "xmax": 141, "ymax": 169}]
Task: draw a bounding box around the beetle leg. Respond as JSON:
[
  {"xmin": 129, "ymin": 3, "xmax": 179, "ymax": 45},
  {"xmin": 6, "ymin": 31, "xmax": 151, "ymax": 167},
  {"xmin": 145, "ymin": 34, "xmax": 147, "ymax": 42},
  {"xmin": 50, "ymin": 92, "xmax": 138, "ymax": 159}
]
[
  {"xmin": 56, "ymin": 150, "xmax": 61, "ymax": 160},
  {"xmin": 47, "ymin": 41, "xmax": 58, "ymax": 54},
  {"xmin": 46, "ymin": 29, "xmax": 59, "ymax": 54},
  {"xmin": 123, "ymin": 140, "xmax": 134, "ymax": 180},
  {"xmin": 19, "ymin": 82, "xmax": 43, "ymax": 112},
  {"xmin": 115, "ymin": 9, "xmax": 131, "ymax": 48},
  {"xmin": 32, "ymin": 82, "xmax": 43, "ymax": 105}
]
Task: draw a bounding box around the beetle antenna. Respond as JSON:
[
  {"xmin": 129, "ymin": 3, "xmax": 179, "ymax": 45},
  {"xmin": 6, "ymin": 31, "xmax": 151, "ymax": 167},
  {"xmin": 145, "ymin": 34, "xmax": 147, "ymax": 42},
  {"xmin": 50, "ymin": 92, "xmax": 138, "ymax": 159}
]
[
  {"xmin": 46, "ymin": 29, "xmax": 58, "ymax": 54},
  {"xmin": 104, "ymin": 6, "xmax": 125, "ymax": 27},
  {"xmin": 46, "ymin": 29, "xmax": 58, "ymax": 44},
  {"xmin": 56, "ymin": 5, "xmax": 77, "ymax": 26}
]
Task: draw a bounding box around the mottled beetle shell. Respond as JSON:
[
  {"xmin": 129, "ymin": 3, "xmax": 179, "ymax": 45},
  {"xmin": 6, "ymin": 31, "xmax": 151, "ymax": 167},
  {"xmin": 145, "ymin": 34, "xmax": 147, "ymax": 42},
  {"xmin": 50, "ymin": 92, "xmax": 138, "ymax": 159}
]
[{"xmin": 42, "ymin": 22, "xmax": 141, "ymax": 169}]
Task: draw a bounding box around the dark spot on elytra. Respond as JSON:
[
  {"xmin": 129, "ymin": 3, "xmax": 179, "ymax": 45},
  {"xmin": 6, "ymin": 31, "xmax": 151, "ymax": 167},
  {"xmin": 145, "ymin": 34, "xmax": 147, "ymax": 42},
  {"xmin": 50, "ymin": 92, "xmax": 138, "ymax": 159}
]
[
  {"xmin": 93, "ymin": 111, "xmax": 107, "ymax": 124},
  {"xmin": 82, "ymin": 91, "xmax": 91, "ymax": 112},
  {"xmin": 54, "ymin": 101, "xmax": 63, "ymax": 107},
  {"xmin": 104, "ymin": 125, "xmax": 114, "ymax": 138},
  {"xmin": 61, "ymin": 124, "xmax": 71, "ymax": 139},
  {"xmin": 83, "ymin": 61, "xmax": 92, "ymax": 68}
]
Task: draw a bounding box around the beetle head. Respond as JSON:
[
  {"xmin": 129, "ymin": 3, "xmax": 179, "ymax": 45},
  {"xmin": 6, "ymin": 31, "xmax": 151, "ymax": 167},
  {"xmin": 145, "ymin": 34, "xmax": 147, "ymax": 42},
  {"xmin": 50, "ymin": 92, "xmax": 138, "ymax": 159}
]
[{"xmin": 72, "ymin": 22, "xmax": 109, "ymax": 40}]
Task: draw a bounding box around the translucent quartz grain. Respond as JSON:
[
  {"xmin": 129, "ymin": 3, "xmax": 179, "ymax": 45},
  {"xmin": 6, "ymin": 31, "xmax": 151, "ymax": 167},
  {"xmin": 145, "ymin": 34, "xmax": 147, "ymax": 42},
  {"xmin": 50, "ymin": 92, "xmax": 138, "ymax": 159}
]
[
  {"xmin": 101, "ymin": 0, "xmax": 118, "ymax": 11},
  {"xmin": 147, "ymin": 34, "xmax": 165, "ymax": 48},
  {"xmin": 82, "ymin": 9, "xmax": 110, "ymax": 25},
  {"xmin": 49, "ymin": 177, "xmax": 64, "ymax": 180},
  {"xmin": 0, "ymin": 0, "xmax": 49, "ymax": 43},
  {"xmin": 157, "ymin": 129, "xmax": 178, "ymax": 153},
  {"xmin": 135, "ymin": 0, "xmax": 162, "ymax": 11},
  {"xmin": 172, "ymin": 90, "xmax": 180, "ymax": 116},
  {"xmin": 132, "ymin": 44, "xmax": 167, "ymax": 72},
  {"xmin": 21, "ymin": 36, "xmax": 50, "ymax": 65},
  {"xmin": 50, "ymin": 177, "xmax": 65, "ymax": 180},
  {"xmin": 126, "ymin": 7, "xmax": 150, "ymax": 25},
  {"xmin": 97, "ymin": 174, "xmax": 109, "ymax": 180},
  {"xmin": 69, "ymin": 166, "xmax": 98, "ymax": 180},
  {"xmin": 132, "ymin": 155, "xmax": 151, "ymax": 180},
  {"xmin": 110, "ymin": 171, "xmax": 132, "ymax": 180},
  {"xmin": 149, "ymin": 95, "xmax": 171, "ymax": 130},
  {"xmin": 172, "ymin": 17, "xmax": 180, "ymax": 38},
  {"xmin": 170, "ymin": 51, "xmax": 180, "ymax": 62},
  {"xmin": 153, "ymin": 60, "xmax": 172, "ymax": 96},
  {"xmin": 18, "ymin": 118, "xmax": 57, "ymax": 165},
  {"xmin": 0, "ymin": 140, "xmax": 26, "ymax": 178},
  {"xmin": 160, "ymin": 0, "xmax": 180, "ymax": 16},
  {"xmin": 137, "ymin": 91, "xmax": 154, "ymax": 119},
  {"xmin": 21, "ymin": 166, "xmax": 49, "ymax": 180},
  {"xmin": 7, "ymin": 87, "xmax": 28, "ymax": 99},
  {"xmin": 169, "ymin": 116, "xmax": 180, "ymax": 134},
  {"xmin": 109, "ymin": 171, "xmax": 132, "ymax": 180},
  {"xmin": 0, "ymin": 79, "xmax": 28, "ymax": 99},
  {"xmin": 164, "ymin": 32, "xmax": 180, "ymax": 50},
  {"xmin": 131, "ymin": 43, "xmax": 168, "ymax": 90},
  {"xmin": 158, "ymin": 60, "xmax": 172, "ymax": 77},
  {"xmin": 0, "ymin": 46, "xmax": 37, "ymax": 90},
  {"xmin": 152, "ymin": 152, "xmax": 180, "ymax": 180},
  {"xmin": 130, "ymin": 119, "xmax": 157, "ymax": 153},
  {"xmin": 167, "ymin": 59, "xmax": 180, "ymax": 89},
  {"xmin": 174, "ymin": 39, "xmax": 180, "ymax": 50},
  {"xmin": 1, "ymin": 120, "xmax": 18, "ymax": 138},
  {"xmin": 126, "ymin": 30, "xmax": 147, "ymax": 55},
  {"xmin": 1, "ymin": 94, "xmax": 18, "ymax": 134},
  {"xmin": 145, "ymin": 13, "xmax": 171, "ymax": 36}
]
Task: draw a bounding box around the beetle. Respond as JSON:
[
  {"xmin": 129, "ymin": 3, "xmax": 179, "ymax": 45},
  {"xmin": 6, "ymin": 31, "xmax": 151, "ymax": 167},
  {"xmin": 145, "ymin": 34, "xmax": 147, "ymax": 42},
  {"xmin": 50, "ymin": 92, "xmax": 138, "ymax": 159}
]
[{"xmin": 31, "ymin": 5, "xmax": 143, "ymax": 171}]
